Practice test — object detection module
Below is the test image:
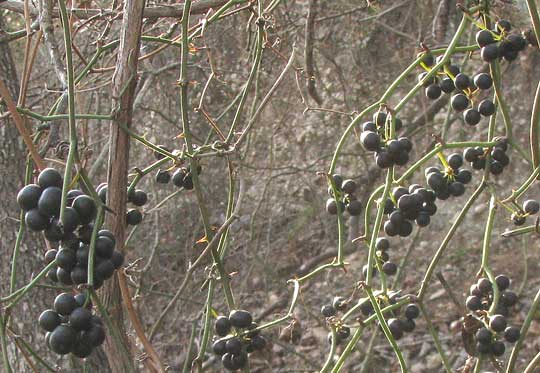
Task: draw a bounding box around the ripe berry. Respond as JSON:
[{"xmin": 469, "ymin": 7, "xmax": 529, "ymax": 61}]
[
  {"xmin": 451, "ymin": 94, "xmax": 469, "ymax": 112},
  {"xmin": 337, "ymin": 326, "xmax": 351, "ymax": 339},
  {"xmin": 61, "ymin": 207, "xmax": 80, "ymax": 233},
  {"xmin": 489, "ymin": 314, "xmax": 507, "ymax": 332},
  {"xmin": 404, "ymin": 304, "xmax": 420, "ymax": 320},
  {"xmin": 507, "ymin": 34, "xmax": 527, "ymax": 52},
  {"xmin": 56, "ymin": 249, "xmax": 76, "ymax": 271},
  {"xmin": 71, "ymin": 267, "xmax": 87, "ymax": 284},
  {"xmin": 454, "ymin": 73, "xmax": 470, "ymax": 90},
  {"xmin": 326, "ymin": 199, "xmax": 342, "ymax": 215},
  {"xmin": 346, "ymin": 200, "xmax": 362, "ymax": 216},
  {"xmin": 387, "ymin": 318, "xmax": 403, "ymax": 340},
  {"xmin": 72, "ymin": 195, "xmax": 97, "ymax": 225},
  {"xmin": 38, "ymin": 168, "xmax": 63, "ymax": 189},
  {"xmin": 49, "ymin": 325, "xmax": 77, "ymax": 355},
  {"xmin": 38, "ymin": 187, "xmax": 62, "ymax": 217},
  {"xmin": 215, "ymin": 316, "xmax": 231, "ymax": 337},
  {"xmin": 398, "ymin": 137, "xmax": 412, "ymax": 152},
  {"xmin": 455, "ymin": 169, "xmax": 472, "ymax": 184},
  {"xmin": 360, "ymin": 131, "xmax": 380, "ymax": 152},
  {"xmin": 95, "ymin": 236, "xmax": 115, "ymax": 259},
  {"xmin": 478, "ymin": 99, "xmax": 496, "ymax": 116},
  {"xmin": 481, "ymin": 44, "xmax": 500, "ymax": 62},
  {"xmin": 373, "ymin": 111, "xmax": 388, "ymax": 126},
  {"xmin": 376, "ymin": 237, "xmax": 390, "ymax": 251},
  {"xmin": 490, "ymin": 160, "xmax": 504, "ymax": 175},
  {"xmin": 82, "ymin": 324, "xmax": 105, "ymax": 347},
  {"xmin": 128, "ymin": 190, "xmax": 148, "ymax": 207},
  {"xmin": 425, "ymin": 84, "xmax": 442, "ymax": 100},
  {"xmin": 466, "ymin": 296, "xmax": 482, "ymax": 311},
  {"xmin": 476, "ymin": 328, "xmax": 492, "ymax": 345},
  {"xmin": 95, "ymin": 260, "xmax": 115, "ymax": 280},
  {"xmin": 382, "ymin": 261, "xmax": 397, "ymax": 275},
  {"xmin": 501, "ymin": 291, "xmax": 518, "ymax": 307},
  {"xmin": 445, "ymin": 64, "xmax": 460, "ymax": 77},
  {"xmin": 496, "ymin": 20, "xmax": 512, "ymax": 33},
  {"xmin": 375, "ymin": 151, "xmax": 393, "ymax": 169},
  {"xmin": 448, "ymin": 153, "xmax": 463, "ymax": 169},
  {"xmin": 229, "ymin": 310, "xmax": 252, "ymax": 328},
  {"xmin": 66, "ymin": 189, "xmax": 84, "ymax": 205},
  {"xmin": 111, "ymin": 250, "xmax": 125, "ymax": 269},
  {"xmin": 212, "ymin": 338, "xmax": 227, "ymax": 355},
  {"xmin": 17, "ymin": 184, "xmax": 42, "ymax": 211},
  {"xmin": 25, "ymin": 209, "xmax": 50, "ymax": 231},
  {"xmin": 495, "ymin": 274, "xmax": 510, "ymax": 291},
  {"xmin": 39, "ymin": 309, "xmax": 61, "ymax": 332},
  {"xmin": 476, "ymin": 29, "xmax": 495, "ymax": 47},
  {"xmin": 464, "ymin": 109, "xmax": 481, "ymax": 126},
  {"xmin": 427, "ymin": 172, "xmax": 445, "ymax": 191},
  {"xmin": 512, "ymin": 213, "xmax": 526, "ymax": 226},
  {"xmin": 449, "ymin": 182, "xmax": 465, "ymax": 197},
  {"xmin": 155, "ymin": 170, "xmax": 171, "ymax": 184},
  {"xmin": 477, "ymin": 278, "xmax": 492, "ymax": 294},
  {"xmin": 74, "ymin": 293, "xmax": 92, "ymax": 309},
  {"xmin": 420, "ymin": 53, "xmax": 434, "ymax": 67},
  {"xmin": 362, "ymin": 121, "xmax": 377, "ymax": 132},
  {"xmin": 126, "ymin": 209, "xmax": 143, "ymax": 225},
  {"xmin": 97, "ymin": 185, "xmax": 107, "ymax": 203},
  {"xmin": 473, "ymin": 73, "xmax": 493, "ymax": 90},
  {"xmin": 69, "ymin": 307, "xmax": 92, "ymax": 331},
  {"xmin": 172, "ymin": 169, "xmax": 187, "ymax": 187},
  {"xmin": 225, "ymin": 337, "xmax": 243, "ymax": 355},
  {"xmin": 504, "ymin": 326, "xmax": 520, "ymax": 343},
  {"xmin": 524, "ymin": 200, "xmax": 540, "ymax": 214},
  {"xmin": 45, "ymin": 249, "xmax": 57, "ymax": 264},
  {"xmin": 491, "ymin": 341, "xmax": 506, "ymax": 356},
  {"xmin": 321, "ymin": 305, "xmax": 336, "ymax": 317},
  {"xmin": 248, "ymin": 335, "xmax": 267, "ymax": 352},
  {"xmin": 54, "ymin": 293, "xmax": 77, "ymax": 316},
  {"xmin": 398, "ymin": 221, "xmax": 413, "ymax": 237},
  {"xmin": 440, "ymin": 77, "xmax": 455, "ymax": 93},
  {"xmin": 72, "ymin": 339, "xmax": 93, "ymax": 358}
]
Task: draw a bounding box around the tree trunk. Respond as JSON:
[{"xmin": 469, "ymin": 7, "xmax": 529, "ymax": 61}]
[{"xmin": 100, "ymin": 0, "xmax": 146, "ymax": 371}]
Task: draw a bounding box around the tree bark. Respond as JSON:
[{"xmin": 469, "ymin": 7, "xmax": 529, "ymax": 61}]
[{"xmin": 99, "ymin": 0, "xmax": 146, "ymax": 371}]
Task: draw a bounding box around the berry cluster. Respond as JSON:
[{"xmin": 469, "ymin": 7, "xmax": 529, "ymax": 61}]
[
  {"xmin": 320, "ymin": 296, "xmax": 351, "ymax": 345},
  {"xmin": 38, "ymin": 293, "xmax": 105, "ymax": 358},
  {"xmin": 463, "ymin": 139, "xmax": 509, "ymax": 175},
  {"xmin": 511, "ymin": 199, "xmax": 540, "ymax": 226},
  {"xmin": 212, "ymin": 310, "xmax": 266, "ymax": 371},
  {"xmin": 477, "ymin": 20, "xmax": 528, "ymax": 63},
  {"xmin": 419, "ymin": 54, "xmax": 496, "ymax": 126},
  {"xmin": 96, "ymin": 183, "xmax": 148, "ymax": 226},
  {"xmin": 382, "ymin": 185, "xmax": 438, "ymax": 238},
  {"xmin": 156, "ymin": 163, "xmax": 201, "ymax": 190},
  {"xmin": 465, "ymin": 275, "xmax": 521, "ymax": 357},
  {"xmin": 325, "ymin": 174, "xmax": 362, "ymax": 216},
  {"xmin": 17, "ymin": 168, "xmax": 97, "ymax": 237},
  {"xmin": 45, "ymin": 228, "xmax": 124, "ymax": 289},
  {"xmin": 360, "ymin": 112, "xmax": 413, "ymax": 169},
  {"xmin": 359, "ymin": 296, "xmax": 420, "ymax": 340},
  {"xmin": 425, "ymin": 154, "xmax": 472, "ymax": 200}
]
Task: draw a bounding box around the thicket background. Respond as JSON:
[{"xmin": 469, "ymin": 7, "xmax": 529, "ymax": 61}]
[{"xmin": 1, "ymin": 0, "xmax": 540, "ymax": 372}]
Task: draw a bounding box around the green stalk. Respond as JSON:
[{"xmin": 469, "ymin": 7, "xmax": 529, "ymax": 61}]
[
  {"xmin": 417, "ymin": 301, "xmax": 451, "ymax": 372},
  {"xmin": 57, "ymin": 0, "xmax": 78, "ymax": 228},
  {"xmin": 481, "ymin": 195, "xmax": 499, "ymax": 314}
]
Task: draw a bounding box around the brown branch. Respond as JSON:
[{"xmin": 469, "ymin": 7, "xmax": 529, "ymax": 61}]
[
  {"xmin": 0, "ymin": 0, "xmax": 234, "ymax": 19},
  {"xmin": 0, "ymin": 78, "xmax": 46, "ymax": 170},
  {"xmin": 118, "ymin": 270, "xmax": 165, "ymax": 373},
  {"xmin": 304, "ymin": 0, "xmax": 322, "ymax": 105}
]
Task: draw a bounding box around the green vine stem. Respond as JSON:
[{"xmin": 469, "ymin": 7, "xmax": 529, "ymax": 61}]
[
  {"xmin": 501, "ymin": 224, "xmax": 538, "ymax": 238},
  {"xmin": 417, "ymin": 182, "xmax": 485, "ymax": 300},
  {"xmin": 57, "ymin": 0, "xmax": 78, "ymax": 227},
  {"xmin": 320, "ymin": 326, "xmax": 338, "ymax": 373},
  {"xmin": 4, "ymin": 260, "xmax": 58, "ymax": 309},
  {"xmin": 177, "ymin": 0, "xmax": 235, "ymax": 309},
  {"xmin": 480, "ymin": 195, "xmax": 499, "ymax": 314},
  {"xmin": 87, "ymin": 207, "xmax": 104, "ymax": 287},
  {"xmin": 417, "ymin": 300, "xmax": 452, "ymax": 372},
  {"xmin": 501, "ymin": 165, "xmax": 540, "ymax": 203},
  {"xmin": 0, "ymin": 316, "xmax": 12, "ymax": 373}
]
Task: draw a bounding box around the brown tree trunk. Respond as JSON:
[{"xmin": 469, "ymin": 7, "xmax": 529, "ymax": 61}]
[{"xmin": 99, "ymin": 0, "xmax": 146, "ymax": 371}]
